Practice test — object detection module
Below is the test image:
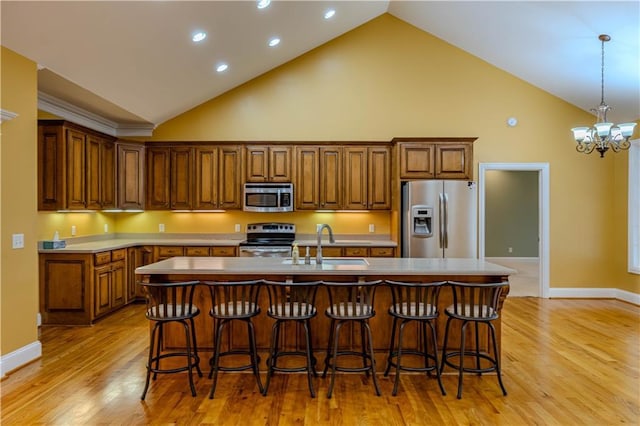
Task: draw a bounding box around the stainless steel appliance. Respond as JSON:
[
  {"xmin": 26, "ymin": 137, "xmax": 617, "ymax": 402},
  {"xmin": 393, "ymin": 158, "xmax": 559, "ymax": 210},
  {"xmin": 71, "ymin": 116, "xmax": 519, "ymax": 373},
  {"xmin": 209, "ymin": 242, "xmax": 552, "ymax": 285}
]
[
  {"xmin": 243, "ymin": 183, "xmax": 293, "ymax": 212},
  {"xmin": 402, "ymin": 180, "xmax": 477, "ymax": 258},
  {"xmin": 238, "ymin": 222, "xmax": 295, "ymax": 257}
]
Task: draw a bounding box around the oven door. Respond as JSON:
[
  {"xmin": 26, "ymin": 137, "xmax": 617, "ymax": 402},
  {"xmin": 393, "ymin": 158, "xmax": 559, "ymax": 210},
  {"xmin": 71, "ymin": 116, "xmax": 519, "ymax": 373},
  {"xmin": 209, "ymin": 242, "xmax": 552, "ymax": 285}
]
[{"xmin": 239, "ymin": 246, "xmax": 292, "ymax": 258}]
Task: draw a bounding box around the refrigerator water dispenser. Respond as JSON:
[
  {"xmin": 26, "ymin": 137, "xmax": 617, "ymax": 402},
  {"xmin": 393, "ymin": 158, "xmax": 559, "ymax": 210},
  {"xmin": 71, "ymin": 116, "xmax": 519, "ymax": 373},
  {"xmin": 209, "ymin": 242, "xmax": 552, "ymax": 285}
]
[{"xmin": 411, "ymin": 205, "xmax": 433, "ymax": 237}]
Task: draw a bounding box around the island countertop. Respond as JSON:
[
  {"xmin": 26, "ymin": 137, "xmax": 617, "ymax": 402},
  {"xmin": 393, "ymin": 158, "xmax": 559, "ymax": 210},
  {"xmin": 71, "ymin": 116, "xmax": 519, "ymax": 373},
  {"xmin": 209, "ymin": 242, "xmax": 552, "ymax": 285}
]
[{"xmin": 135, "ymin": 256, "xmax": 515, "ymax": 277}]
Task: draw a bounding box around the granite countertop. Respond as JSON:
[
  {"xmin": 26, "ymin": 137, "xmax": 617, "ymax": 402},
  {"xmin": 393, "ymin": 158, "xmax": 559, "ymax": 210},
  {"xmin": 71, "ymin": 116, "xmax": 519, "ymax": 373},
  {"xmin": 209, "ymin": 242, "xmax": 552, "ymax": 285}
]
[
  {"xmin": 135, "ymin": 256, "xmax": 515, "ymax": 277},
  {"xmin": 38, "ymin": 234, "xmax": 397, "ymax": 254}
]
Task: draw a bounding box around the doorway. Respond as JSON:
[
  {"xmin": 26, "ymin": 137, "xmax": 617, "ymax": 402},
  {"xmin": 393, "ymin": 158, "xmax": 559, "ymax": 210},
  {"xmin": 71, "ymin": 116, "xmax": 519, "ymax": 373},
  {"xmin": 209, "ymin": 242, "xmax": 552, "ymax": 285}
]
[{"xmin": 479, "ymin": 163, "xmax": 550, "ymax": 298}]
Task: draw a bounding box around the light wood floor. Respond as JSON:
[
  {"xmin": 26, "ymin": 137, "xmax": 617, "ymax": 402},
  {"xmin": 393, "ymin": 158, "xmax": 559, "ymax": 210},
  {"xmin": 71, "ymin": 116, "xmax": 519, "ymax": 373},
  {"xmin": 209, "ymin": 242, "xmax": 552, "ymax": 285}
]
[{"xmin": 1, "ymin": 298, "xmax": 638, "ymax": 425}]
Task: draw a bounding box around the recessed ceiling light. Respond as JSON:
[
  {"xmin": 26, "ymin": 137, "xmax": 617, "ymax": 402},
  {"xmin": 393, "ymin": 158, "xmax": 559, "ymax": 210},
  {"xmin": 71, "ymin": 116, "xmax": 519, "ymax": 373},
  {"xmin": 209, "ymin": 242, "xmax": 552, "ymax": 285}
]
[
  {"xmin": 257, "ymin": 0, "xmax": 271, "ymax": 9},
  {"xmin": 216, "ymin": 63, "xmax": 228, "ymax": 73},
  {"xmin": 324, "ymin": 9, "xmax": 336, "ymax": 20},
  {"xmin": 268, "ymin": 37, "xmax": 280, "ymax": 47},
  {"xmin": 192, "ymin": 31, "xmax": 207, "ymax": 43}
]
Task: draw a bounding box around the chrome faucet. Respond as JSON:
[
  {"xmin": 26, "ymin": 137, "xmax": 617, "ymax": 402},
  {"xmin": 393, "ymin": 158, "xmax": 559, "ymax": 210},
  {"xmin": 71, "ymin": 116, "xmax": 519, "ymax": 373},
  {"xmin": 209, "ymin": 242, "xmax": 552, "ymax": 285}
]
[{"xmin": 316, "ymin": 224, "xmax": 335, "ymax": 264}]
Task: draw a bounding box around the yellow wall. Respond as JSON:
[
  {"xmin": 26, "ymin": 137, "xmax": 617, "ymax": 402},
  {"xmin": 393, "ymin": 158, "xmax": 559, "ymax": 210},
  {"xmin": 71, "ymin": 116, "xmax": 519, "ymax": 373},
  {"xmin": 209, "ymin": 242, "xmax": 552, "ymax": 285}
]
[{"xmin": 1, "ymin": 47, "xmax": 39, "ymax": 356}]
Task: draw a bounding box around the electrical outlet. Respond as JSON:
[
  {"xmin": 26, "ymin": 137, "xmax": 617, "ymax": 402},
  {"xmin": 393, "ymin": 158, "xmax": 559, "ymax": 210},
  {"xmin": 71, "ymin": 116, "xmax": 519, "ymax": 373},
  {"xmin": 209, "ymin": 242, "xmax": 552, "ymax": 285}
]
[
  {"xmin": 71, "ymin": 225, "xmax": 77, "ymax": 236},
  {"xmin": 104, "ymin": 224, "xmax": 109, "ymax": 233},
  {"xmin": 235, "ymin": 224, "xmax": 241, "ymax": 233},
  {"xmin": 159, "ymin": 223, "xmax": 165, "ymax": 233},
  {"xmin": 369, "ymin": 224, "xmax": 375, "ymax": 233},
  {"xmin": 12, "ymin": 233, "xmax": 24, "ymax": 249},
  {"xmin": 508, "ymin": 247, "xmax": 513, "ymax": 253}
]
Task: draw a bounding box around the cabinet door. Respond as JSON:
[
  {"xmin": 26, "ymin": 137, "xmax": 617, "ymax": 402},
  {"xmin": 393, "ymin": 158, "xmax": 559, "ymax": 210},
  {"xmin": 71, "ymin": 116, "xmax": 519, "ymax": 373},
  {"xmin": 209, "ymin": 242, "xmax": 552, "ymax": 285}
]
[
  {"xmin": 86, "ymin": 134, "xmax": 102, "ymax": 209},
  {"xmin": 399, "ymin": 142, "xmax": 435, "ymax": 179},
  {"xmin": 66, "ymin": 128, "xmax": 87, "ymax": 209},
  {"xmin": 94, "ymin": 264, "xmax": 111, "ymax": 317},
  {"xmin": 100, "ymin": 139, "xmax": 116, "ymax": 209},
  {"xmin": 111, "ymin": 260, "xmax": 126, "ymax": 308},
  {"xmin": 194, "ymin": 146, "xmax": 219, "ymax": 209},
  {"xmin": 117, "ymin": 143, "xmax": 145, "ymax": 210},
  {"xmin": 245, "ymin": 146, "xmax": 269, "ymax": 182},
  {"xmin": 38, "ymin": 125, "xmax": 64, "ymax": 210},
  {"xmin": 435, "ymin": 144, "xmax": 472, "ymax": 179},
  {"xmin": 294, "ymin": 146, "xmax": 319, "ymax": 209},
  {"xmin": 171, "ymin": 147, "xmax": 193, "ymax": 209},
  {"xmin": 343, "ymin": 147, "xmax": 368, "ymax": 210},
  {"xmin": 269, "ymin": 146, "xmax": 292, "ymax": 182},
  {"xmin": 218, "ymin": 145, "xmax": 243, "ymax": 209},
  {"xmin": 146, "ymin": 147, "xmax": 171, "ymax": 209},
  {"xmin": 367, "ymin": 146, "xmax": 391, "ymax": 209},
  {"xmin": 320, "ymin": 147, "xmax": 342, "ymax": 210}
]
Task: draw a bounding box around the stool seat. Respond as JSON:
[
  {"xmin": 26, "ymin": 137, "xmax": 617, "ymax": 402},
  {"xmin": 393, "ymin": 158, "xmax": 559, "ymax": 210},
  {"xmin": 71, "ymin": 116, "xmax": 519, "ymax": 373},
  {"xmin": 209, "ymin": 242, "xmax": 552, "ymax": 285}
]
[
  {"xmin": 440, "ymin": 281, "xmax": 509, "ymax": 399},
  {"xmin": 139, "ymin": 280, "xmax": 203, "ymax": 400}
]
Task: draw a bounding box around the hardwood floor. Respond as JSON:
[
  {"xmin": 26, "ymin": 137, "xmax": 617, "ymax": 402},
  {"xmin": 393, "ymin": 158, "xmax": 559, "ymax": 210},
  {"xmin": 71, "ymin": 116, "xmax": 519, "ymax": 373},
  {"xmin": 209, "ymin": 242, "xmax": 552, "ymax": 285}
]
[{"xmin": 1, "ymin": 298, "xmax": 638, "ymax": 425}]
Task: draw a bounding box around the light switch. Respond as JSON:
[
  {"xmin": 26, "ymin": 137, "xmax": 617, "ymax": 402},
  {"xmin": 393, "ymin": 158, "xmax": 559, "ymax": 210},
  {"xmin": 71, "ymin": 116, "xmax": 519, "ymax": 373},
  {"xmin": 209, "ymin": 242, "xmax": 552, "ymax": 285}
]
[
  {"xmin": 368, "ymin": 224, "xmax": 375, "ymax": 233},
  {"xmin": 12, "ymin": 233, "xmax": 24, "ymax": 249},
  {"xmin": 235, "ymin": 224, "xmax": 241, "ymax": 233},
  {"xmin": 159, "ymin": 224, "xmax": 165, "ymax": 233}
]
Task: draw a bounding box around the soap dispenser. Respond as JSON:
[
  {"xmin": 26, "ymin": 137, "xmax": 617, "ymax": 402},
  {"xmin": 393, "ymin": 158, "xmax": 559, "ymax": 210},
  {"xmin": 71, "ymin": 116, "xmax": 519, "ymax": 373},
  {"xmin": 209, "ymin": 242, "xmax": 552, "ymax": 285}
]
[{"xmin": 291, "ymin": 242, "xmax": 300, "ymax": 264}]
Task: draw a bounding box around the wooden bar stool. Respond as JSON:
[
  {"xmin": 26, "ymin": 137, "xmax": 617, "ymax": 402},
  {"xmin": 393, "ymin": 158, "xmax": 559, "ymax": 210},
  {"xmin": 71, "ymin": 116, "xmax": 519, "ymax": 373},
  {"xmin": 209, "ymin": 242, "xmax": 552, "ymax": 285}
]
[
  {"xmin": 261, "ymin": 279, "xmax": 322, "ymax": 397},
  {"xmin": 440, "ymin": 281, "xmax": 509, "ymax": 399},
  {"xmin": 203, "ymin": 279, "xmax": 264, "ymax": 399},
  {"xmin": 322, "ymin": 279, "xmax": 382, "ymax": 398},
  {"xmin": 139, "ymin": 280, "xmax": 202, "ymax": 400},
  {"xmin": 383, "ymin": 279, "xmax": 447, "ymax": 396}
]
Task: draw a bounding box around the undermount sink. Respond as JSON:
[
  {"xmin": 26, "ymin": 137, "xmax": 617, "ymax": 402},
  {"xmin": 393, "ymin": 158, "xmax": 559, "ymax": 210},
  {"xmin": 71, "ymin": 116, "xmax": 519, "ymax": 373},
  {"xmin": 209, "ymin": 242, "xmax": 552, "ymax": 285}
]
[{"xmin": 281, "ymin": 257, "xmax": 369, "ymax": 266}]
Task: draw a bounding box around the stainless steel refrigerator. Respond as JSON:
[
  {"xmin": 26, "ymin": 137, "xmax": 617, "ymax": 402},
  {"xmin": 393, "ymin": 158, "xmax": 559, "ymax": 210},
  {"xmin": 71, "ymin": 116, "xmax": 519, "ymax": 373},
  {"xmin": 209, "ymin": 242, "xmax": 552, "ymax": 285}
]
[{"xmin": 401, "ymin": 180, "xmax": 477, "ymax": 258}]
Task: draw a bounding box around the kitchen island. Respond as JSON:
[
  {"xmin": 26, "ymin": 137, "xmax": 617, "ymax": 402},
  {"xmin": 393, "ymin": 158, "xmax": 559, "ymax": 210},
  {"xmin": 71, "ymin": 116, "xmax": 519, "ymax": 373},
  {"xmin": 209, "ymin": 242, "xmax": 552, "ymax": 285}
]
[{"xmin": 136, "ymin": 256, "xmax": 515, "ymax": 365}]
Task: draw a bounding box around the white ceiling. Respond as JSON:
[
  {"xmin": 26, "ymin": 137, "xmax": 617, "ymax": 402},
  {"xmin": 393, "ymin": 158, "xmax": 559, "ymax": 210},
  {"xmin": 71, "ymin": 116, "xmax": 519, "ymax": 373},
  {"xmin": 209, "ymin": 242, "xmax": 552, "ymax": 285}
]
[{"xmin": 2, "ymin": 1, "xmax": 639, "ymax": 135}]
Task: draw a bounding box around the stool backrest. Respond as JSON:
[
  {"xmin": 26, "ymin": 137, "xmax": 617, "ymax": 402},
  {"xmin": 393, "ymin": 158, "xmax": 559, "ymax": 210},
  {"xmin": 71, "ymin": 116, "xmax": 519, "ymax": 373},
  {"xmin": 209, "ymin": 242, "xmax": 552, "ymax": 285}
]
[
  {"xmin": 447, "ymin": 281, "xmax": 507, "ymax": 320},
  {"xmin": 139, "ymin": 281, "xmax": 200, "ymax": 320},
  {"xmin": 203, "ymin": 280, "xmax": 263, "ymax": 318},
  {"xmin": 323, "ymin": 280, "xmax": 382, "ymax": 318},
  {"xmin": 262, "ymin": 280, "xmax": 322, "ymax": 318},
  {"xmin": 385, "ymin": 280, "xmax": 446, "ymax": 318}
]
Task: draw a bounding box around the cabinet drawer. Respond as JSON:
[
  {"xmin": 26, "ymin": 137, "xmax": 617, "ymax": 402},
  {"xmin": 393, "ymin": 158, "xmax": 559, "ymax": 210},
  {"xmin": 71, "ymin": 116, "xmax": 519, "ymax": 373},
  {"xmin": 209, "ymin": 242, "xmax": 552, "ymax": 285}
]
[
  {"xmin": 111, "ymin": 248, "xmax": 126, "ymax": 261},
  {"xmin": 370, "ymin": 247, "xmax": 395, "ymax": 257},
  {"xmin": 211, "ymin": 246, "xmax": 236, "ymax": 257},
  {"xmin": 156, "ymin": 246, "xmax": 184, "ymax": 257},
  {"xmin": 344, "ymin": 247, "xmax": 369, "ymax": 257},
  {"xmin": 185, "ymin": 247, "xmax": 211, "ymax": 256},
  {"xmin": 94, "ymin": 251, "xmax": 111, "ymax": 265}
]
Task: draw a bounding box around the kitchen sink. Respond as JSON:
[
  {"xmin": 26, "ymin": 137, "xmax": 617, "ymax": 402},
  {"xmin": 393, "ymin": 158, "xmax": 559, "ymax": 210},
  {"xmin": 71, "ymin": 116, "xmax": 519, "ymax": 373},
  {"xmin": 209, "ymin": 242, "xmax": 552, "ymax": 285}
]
[{"xmin": 281, "ymin": 257, "xmax": 369, "ymax": 266}]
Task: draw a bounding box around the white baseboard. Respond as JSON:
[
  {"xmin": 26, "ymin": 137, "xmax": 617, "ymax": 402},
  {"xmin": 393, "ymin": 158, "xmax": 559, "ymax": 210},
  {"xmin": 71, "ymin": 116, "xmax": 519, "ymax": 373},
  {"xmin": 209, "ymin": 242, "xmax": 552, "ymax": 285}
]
[
  {"xmin": 548, "ymin": 287, "xmax": 640, "ymax": 305},
  {"xmin": 0, "ymin": 340, "xmax": 42, "ymax": 378}
]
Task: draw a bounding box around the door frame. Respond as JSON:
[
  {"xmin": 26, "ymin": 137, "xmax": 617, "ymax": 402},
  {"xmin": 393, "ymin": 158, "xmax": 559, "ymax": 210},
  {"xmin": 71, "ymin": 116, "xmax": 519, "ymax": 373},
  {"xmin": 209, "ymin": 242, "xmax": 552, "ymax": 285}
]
[{"xmin": 478, "ymin": 163, "xmax": 550, "ymax": 298}]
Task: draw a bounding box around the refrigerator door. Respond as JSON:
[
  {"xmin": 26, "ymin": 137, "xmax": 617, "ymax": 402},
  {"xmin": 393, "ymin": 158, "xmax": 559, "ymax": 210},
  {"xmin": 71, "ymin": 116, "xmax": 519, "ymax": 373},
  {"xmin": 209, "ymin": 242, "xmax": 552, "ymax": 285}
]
[
  {"xmin": 442, "ymin": 181, "xmax": 477, "ymax": 258},
  {"xmin": 402, "ymin": 180, "xmax": 443, "ymax": 258}
]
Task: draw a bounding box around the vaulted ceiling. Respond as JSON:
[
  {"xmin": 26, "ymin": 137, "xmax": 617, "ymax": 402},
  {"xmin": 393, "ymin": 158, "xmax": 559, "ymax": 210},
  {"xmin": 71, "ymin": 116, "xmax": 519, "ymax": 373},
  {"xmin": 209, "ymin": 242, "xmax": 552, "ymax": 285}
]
[{"xmin": 2, "ymin": 1, "xmax": 638, "ymax": 136}]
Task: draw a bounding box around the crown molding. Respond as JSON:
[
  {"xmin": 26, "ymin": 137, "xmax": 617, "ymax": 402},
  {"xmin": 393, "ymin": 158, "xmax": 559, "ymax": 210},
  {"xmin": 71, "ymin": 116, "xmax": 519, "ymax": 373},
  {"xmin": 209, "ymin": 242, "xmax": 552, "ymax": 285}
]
[
  {"xmin": 0, "ymin": 109, "xmax": 18, "ymax": 123},
  {"xmin": 38, "ymin": 92, "xmax": 154, "ymax": 137}
]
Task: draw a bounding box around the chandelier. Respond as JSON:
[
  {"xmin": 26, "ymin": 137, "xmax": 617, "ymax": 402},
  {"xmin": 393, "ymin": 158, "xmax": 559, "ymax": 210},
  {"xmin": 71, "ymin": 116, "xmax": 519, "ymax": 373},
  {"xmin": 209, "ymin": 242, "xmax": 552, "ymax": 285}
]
[{"xmin": 571, "ymin": 34, "xmax": 637, "ymax": 157}]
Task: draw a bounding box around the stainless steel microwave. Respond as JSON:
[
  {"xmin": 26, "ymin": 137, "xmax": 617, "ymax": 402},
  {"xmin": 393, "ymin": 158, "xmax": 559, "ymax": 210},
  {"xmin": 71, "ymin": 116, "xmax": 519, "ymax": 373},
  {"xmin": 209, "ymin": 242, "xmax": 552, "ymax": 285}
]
[{"xmin": 243, "ymin": 183, "xmax": 294, "ymax": 212}]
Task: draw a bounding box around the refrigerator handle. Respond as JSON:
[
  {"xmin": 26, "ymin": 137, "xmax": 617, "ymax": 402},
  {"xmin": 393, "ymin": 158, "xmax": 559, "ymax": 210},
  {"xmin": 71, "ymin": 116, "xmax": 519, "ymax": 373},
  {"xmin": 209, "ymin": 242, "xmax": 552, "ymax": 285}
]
[
  {"xmin": 443, "ymin": 193, "xmax": 449, "ymax": 249},
  {"xmin": 439, "ymin": 193, "xmax": 445, "ymax": 249}
]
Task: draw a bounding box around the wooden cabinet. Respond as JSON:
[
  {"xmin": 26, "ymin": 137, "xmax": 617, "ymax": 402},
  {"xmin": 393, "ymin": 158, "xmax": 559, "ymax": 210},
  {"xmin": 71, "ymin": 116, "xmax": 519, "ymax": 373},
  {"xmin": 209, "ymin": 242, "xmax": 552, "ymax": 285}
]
[
  {"xmin": 170, "ymin": 147, "xmax": 194, "ymax": 209},
  {"xmin": 300, "ymin": 246, "xmax": 396, "ymax": 257},
  {"xmin": 145, "ymin": 147, "xmax": 171, "ymax": 209},
  {"xmin": 246, "ymin": 145, "xmax": 292, "ymax": 182},
  {"xmin": 93, "ymin": 249, "xmax": 126, "ymax": 318},
  {"xmin": 38, "ymin": 121, "xmax": 117, "ymax": 210},
  {"xmin": 215, "ymin": 145, "xmax": 243, "ymax": 209},
  {"xmin": 343, "ymin": 146, "xmax": 391, "ymax": 210},
  {"xmin": 395, "ymin": 138, "xmax": 476, "ymax": 180},
  {"xmin": 127, "ymin": 246, "xmax": 152, "ymax": 301},
  {"xmin": 117, "ymin": 142, "xmax": 145, "ymax": 210},
  {"xmin": 294, "ymin": 146, "xmax": 342, "ymax": 210}
]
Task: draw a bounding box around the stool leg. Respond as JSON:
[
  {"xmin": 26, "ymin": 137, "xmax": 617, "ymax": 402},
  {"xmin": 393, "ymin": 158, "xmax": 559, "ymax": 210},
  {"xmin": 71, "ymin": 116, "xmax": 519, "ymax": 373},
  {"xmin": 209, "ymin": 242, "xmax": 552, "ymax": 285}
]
[
  {"xmin": 307, "ymin": 320, "xmax": 318, "ymax": 377},
  {"xmin": 189, "ymin": 316, "xmax": 203, "ymax": 377},
  {"xmin": 363, "ymin": 320, "xmax": 381, "ymax": 396},
  {"xmin": 327, "ymin": 320, "xmax": 344, "ymax": 399},
  {"xmin": 181, "ymin": 320, "xmax": 197, "ymax": 397},
  {"xmin": 322, "ymin": 318, "xmax": 336, "ymax": 378},
  {"xmin": 154, "ymin": 323, "xmax": 163, "ymax": 380},
  {"xmin": 457, "ymin": 320, "xmax": 469, "ymax": 399},
  {"xmin": 247, "ymin": 319, "xmax": 264, "ymax": 394},
  {"xmin": 209, "ymin": 319, "xmax": 227, "ymax": 399},
  {"xmin": 440, "ymin": 316, "xmax": 453, "ymax": 375},
  {"xmin": 474, "ymin": 321, "xmax": 481, "ymax": 375},
  {"xmin": 302, "ymin": 319, "xmax": 316, "ymax": 398},
  {"xmin": 141, "ymin": 322, "xmax": 159, "ymax": 400},
  {"xmin": 263, "ymin": 320, "xmax": 280, "ymax": 396},
  {"xmin": 428, "ymin": 320, "xmax": 446, "ymax": 396},
  {"xmin": 384, "ymin": 316, "xmax": 398, "ymax": 377},
  {"xmin": 489, "ymin": 321, "xmax": 507, "ymax": 396},
  {"xmin": 360, "ymin": 321, "xmax": 370, "ymax": 378},
  {"xmin": 392, "ymin": 319, "xmax": 408, "ymax": 396}
]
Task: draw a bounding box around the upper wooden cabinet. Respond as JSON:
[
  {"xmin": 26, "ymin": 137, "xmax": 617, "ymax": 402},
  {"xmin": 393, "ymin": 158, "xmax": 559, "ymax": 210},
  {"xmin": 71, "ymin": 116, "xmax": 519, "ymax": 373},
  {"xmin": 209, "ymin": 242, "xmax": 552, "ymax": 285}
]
[
  {"xmin": 145, "ymin": 144, "xmax": 243, "ymax": 210},
  {"xmin": 344, "ymin": 145, "xmax": 391, "ymax": 210},
  {"xmin": 395, "ymin": 138, "xmax": 476, "ymax": 180},
  {"xmin": 245, "ymin": 145, "xmax": 292, "ymax": 182},
  {"xmin": 294, "ymin": 146, "xmax": 342, "ymax": 210},
  {"xmin": 38, "ymin": 121, "xmax": 117, "ymax": 211},
  {"xmin": 117, "ymin": 142, "xmax": 145, "ymax": 210}
]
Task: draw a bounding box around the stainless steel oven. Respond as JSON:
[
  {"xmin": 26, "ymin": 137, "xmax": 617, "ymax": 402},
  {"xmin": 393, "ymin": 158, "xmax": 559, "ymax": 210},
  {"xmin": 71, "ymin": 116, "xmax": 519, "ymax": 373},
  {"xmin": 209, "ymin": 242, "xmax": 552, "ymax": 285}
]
[{"xmin": 238, "ymin": 223, "xmax": 295, "ymax": 258}]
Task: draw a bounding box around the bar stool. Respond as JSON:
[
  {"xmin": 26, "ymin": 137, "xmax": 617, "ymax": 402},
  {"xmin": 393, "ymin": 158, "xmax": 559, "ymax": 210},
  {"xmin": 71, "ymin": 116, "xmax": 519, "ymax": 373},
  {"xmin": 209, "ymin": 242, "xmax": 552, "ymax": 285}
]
[
  {"xmin": 139, "ymin": 280, "xmax": 202, "ymax": 400},
  {"xmin": 261, "ymin": 279, "xmax": 323, "ymax": 397},
  {"xmin": 322, "ymin": 279, "xmax": 382, "ymax": 398},
  {"xmin": 440, "ymin": 281, "xmax": 509, "ymax": 399},
  {"xmin": 203, "ymin": 279, "xmax": 264, "ymax": 399},
  {"xmin": 383, "ymin": 279, "xmax": 447, "ymax": 396}
]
